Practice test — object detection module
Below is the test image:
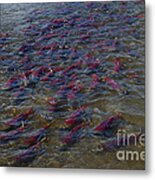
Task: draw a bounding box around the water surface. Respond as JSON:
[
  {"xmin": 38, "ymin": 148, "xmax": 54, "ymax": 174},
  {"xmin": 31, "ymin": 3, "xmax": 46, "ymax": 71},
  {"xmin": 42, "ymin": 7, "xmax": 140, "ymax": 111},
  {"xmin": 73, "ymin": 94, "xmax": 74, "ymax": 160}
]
[{"xmin": 0, "ymin": 1, "xmax": 145, "ymax": 169}]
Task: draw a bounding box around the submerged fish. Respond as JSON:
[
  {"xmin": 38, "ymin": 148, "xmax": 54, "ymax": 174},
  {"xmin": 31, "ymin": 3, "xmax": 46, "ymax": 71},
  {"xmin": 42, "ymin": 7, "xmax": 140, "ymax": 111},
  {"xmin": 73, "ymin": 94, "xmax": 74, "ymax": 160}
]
[
  {"xmin": 89, "ymin": 73, "xmax": 99, "ymax": 90},
  {"xmin": 40, "ymin": 70, "xmax": 53, "ymax": 81},
  {"xmin": 114, "ymin": 58, "xmax": 120, "ymax": 73},
  {"xmin": 0, "ymin": 126, "xmax": 25, "ymax": 143},
  {"xmin": 3, "ymin": 108, "xmax": 33, "ymax": 128},
  {"xmin": 88, "ymin": 59, "xmax": 100, "ymax": 69},
  {"xmin": 61, "ymin": 124, "xmax": 86, "ymax": 145},
  {"xmin": 102, "ymin": 77, "xmax": 120, "ymax": 91},
  {"xmin": 97, "ymin": 132, "xmax": 143, "ymax": 151},
  {"xmin": 93, "ymin": 115, "xmax": 125, "ymax": 137},
  {"xmin": 63, "ymin": 60, "xmax": 82, "ymax": 74},
  {"xmin": 23, "ymin": 124, "xmax": 51, "ymax": 146},
  {"xmin": 52, "ymin": 18, "xmax": 67, "ymax": 24},
  {"xmin": 64, "ymin": 106, "xmax": 87, "ymax": 126},
  {"xmin": 30, "ymin": 66, "xmax": 49, "ymax": 82},
  {"xmin": 1, "ymin": 76, "xmax": 23, "ymax": 90},
  {"xmin": 12, "ymin": 143, "xmax": 45, "ymax": 166},
  {"xmin": 67, "ymin": 89, "xmax": 76, "ymax": 101},
  {"xmin": 48, "ymin": 97, "xmax": 57, "ymax": 106}
]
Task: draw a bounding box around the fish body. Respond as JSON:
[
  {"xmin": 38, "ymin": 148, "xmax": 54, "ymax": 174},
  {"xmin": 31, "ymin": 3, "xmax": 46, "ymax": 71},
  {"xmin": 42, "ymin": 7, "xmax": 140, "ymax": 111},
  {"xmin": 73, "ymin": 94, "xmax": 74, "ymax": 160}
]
[
  {"xmin": 114, "ymin": 58, "xmax": 120, "ymax": 72},
  {"xmin": 12, "ymin": 144, "xmax": 45, "ymax": 165},
  {"xmin": 88, "ymin": 59, "xmax": 100, "ymax": 69},
  {"xmin": 52, "ymin": 18, "xmax": 66, "ymax": 24},
  {"xmin": 40, "ymin": 71, "xmax": 53, "ymax": 81},
  {"xmin": 3, "ymin": 108, "xmax": 32, "ymax": 127},
  {"xmin": 2, "ymin": 75, "xmax": 22, "ymax": 90},
  {"xmin": 2, "ymin": 69, "xmax": 33, "ymax": 90},
  {"xmin": 53, "ymin": 66, "xmax": 64, "ymax": 73},
  {"xmin": 48, "ymin": 97, "xmax": 57, "ymax": 106},
  {"xmin": 102, "ymin": 77, "xmax": 120, "ymax": 90},
  {"xmin": 61, "ymin": 124, "xmax": 85, "ymax": 145},
  {"xmin": 63, "ymin": 60, "xmax": 82, "ymax": 74},
  {"xmin": 94, "ymin": 116, "xmax": 117, "ymax": 132},
  {"xmin": 89, "ymin": 74, "xmax": 99, "ymax": 90},
  {"xmin": 65, "ymin": 106, "xmax": 87, "ymax": 126},
  {"xmin": 12, "ymin": 87, "xmax": 30, "ymax": 105},
  {"xmin": 12, "ymin": 87, "xmax": 25, "ymax": 98},
  {"xmin": 40, "ymin": 42, "xmax": 57, "ymax": 51},
  {"xmin": 22, "ymin": 121, "xmax": 51, "ymax": 145},
  {"xmin": 0, "ymin": 127, "xmax": 24, "ymax": 142},
  {"xmin": 29, "ymin": 67, "xmax": 45, "ymax": 82},
  {"xmin": 99, "ymin": 132, "xmax": 142, "ymax": 151},
  {"xmin": 24, "ymin": 125, "xmax": 49, "ymax": 145},
  {"xmin": 67, "ymin": 90, "xmax": 76, "ymax": 101},
  {"xmin": 93, "ymin": 115, "xmax": 129, "ymax": 137}
]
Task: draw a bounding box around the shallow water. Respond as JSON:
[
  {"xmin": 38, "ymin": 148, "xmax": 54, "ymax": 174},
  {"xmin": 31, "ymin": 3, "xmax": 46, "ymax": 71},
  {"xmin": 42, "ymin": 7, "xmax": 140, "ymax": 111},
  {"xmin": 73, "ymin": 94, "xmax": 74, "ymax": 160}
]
[{"xmin": 0, "ymin": 1, "xmax": 145, "ymax": 169}]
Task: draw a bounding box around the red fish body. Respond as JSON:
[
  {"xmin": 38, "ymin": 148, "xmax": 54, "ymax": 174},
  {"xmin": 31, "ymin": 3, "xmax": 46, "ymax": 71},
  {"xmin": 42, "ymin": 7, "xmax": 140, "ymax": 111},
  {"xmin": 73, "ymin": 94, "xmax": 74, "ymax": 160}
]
[
  {"xmin": 80, "ymin": 34, "xmax": 90, "ymax": 40},
  {"xmin": 89, "ymin": 74, "xmax": 99, "ymax": 90},
  {"xmin": 93, "ymin": 115, "xmax": 118, "ymax": 132},
  {"xmin": 52, "ymin": 18, "xmax": 66, "ymax": 24},
  {"xmin": 103, "ymin": 77, "xmax": 120, "ymax": 90},
  {"xmin": 61, "ymin": 124, "xmax": 85, "ymax": 145},
  {"xmin": 12, "ymin": 143, "xmax": 45, "ymax": 164},
  {"xmin": 114, "ymin": 58, "xmax": 120, "ymax": 72},
  {"xmin": 88, "ymin": 59, "xmax": 100, "ymax": 69},
  {"xmin": 65, "ymin": 106, "xmax": 87, "ymax": 126},
  {"xmin": 66, "ymin": 80, "xmax": 83, "ymax": 93},
  {"xmin": 40, "ymin": 70, "xmax": 53, "ymax": 81},
  {"xmin": 40, "ymin": 42, "xmax": 57, "ymax": 51},
  {"xmin": 24, "ymin": 124, "xmax": 50, "ymax": 145},
  {"xmin": 30, "ymin": 66, "xmax": 49, "ymax": 82},
  {"xmin": 52, "ymin": 66, "xmax": 64, "ymax": 73},
  {"xmin": 0, "ymin": 127, "xmax": 24, "ymax": 142},
  {"xmin": 36, "ymin": 32, "xmax": 56, "ymax": 42},
  {"xmin": 2, "ymin": 75, "xmax": 22, "ymax": 90},
  {"xmin": 48, "ymin": 97, "xmax": 57, "ymax": 106},
  {"xmin": 3, "ymin": 108, "xmax": 32, "ymax": 127},
  {"xmin": 49, "ymin": 78, "xmax": 62, "ymax": 86},
  {"xmin": 64, "ymin": 60, "xmax": 82, "ymax": 74},
  {"xmin": 67, "ymin": 90, "xmax": 76, "ymax": 101},
  {"xmin": 12, "ymin": 87, "xmax": 26, "ymax": 101}
]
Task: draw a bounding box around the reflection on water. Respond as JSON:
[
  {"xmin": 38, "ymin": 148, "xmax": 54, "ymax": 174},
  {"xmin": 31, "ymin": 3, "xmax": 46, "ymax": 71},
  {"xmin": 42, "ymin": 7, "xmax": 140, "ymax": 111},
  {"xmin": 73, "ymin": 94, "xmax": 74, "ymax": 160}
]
[{"xmin": 0, "ymin": 1, "xmax": 145, "ymax": 169}]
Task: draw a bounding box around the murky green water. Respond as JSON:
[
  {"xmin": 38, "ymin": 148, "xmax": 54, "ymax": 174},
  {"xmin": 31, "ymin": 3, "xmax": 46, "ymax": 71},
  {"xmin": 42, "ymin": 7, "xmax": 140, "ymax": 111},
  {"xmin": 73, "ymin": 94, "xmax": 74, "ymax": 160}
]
[{"xmin": 0, "ymin": 1, "xmax": 145, "ymax": 169}]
